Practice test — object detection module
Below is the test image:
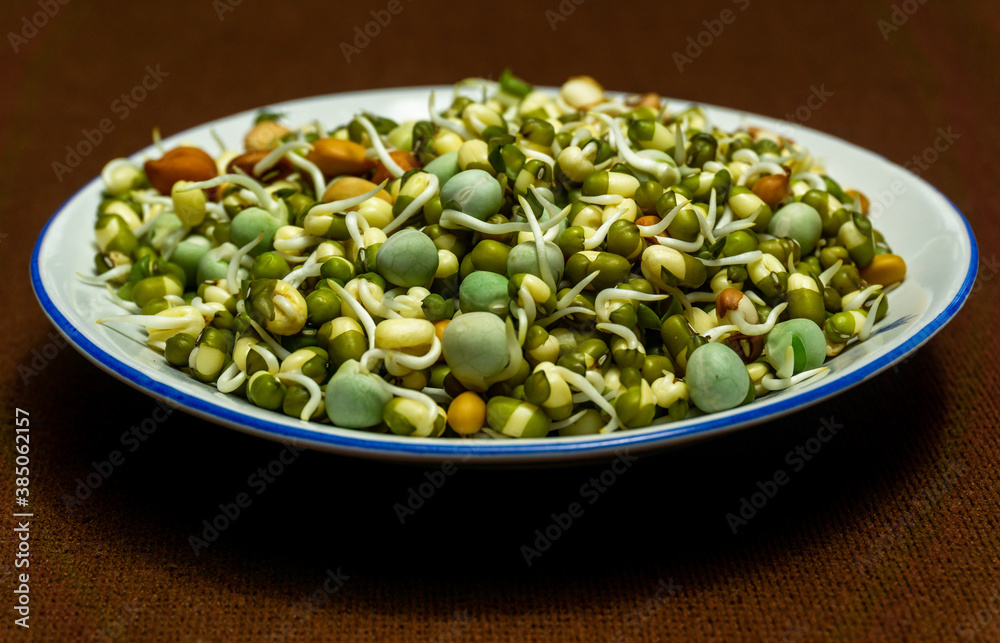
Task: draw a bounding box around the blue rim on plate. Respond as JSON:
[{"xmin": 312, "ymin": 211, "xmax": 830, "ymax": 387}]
[{"xmin": 30, "ymin": 86, "xmax": 979, "ymax": 464}]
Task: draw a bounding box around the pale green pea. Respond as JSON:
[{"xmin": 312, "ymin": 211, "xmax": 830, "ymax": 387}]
[
  {"xmin": 685, "ymin": 343, "xmax": 750, "ymax": 413},
  {"xmin": 324, "ymin": 360, "xmax": 392, "ymax": 429},
  {"xmin": 765, "ymin": 319, "xmax": 827, "ymax": 375},
  {"xmin": 440, "ymin": 169, "xmax": 503, "ymax": 220},
  {"xmin": 376, "ymin": 228, "xmax": 439, "ymax": 288},
  {"xmin": 768, "ymin": 202, "xmax": 822, "ymax": 254}
]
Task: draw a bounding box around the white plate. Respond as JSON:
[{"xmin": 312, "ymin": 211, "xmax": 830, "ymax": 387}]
[{"xmin": 31, "ymin": 86, "xmax": 978, "ymax": 464}]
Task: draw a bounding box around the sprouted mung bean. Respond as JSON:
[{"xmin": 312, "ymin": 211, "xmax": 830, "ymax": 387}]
[{"xmin": 86, "ymin": 71, "xmax": 906, "ymax": 438}]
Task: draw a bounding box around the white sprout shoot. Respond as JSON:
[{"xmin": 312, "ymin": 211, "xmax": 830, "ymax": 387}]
[
  {"xmin": 276, "ymin": 371, "xmax": 323, "ymax": 421},
  {"xmin": 790, "ymin": 172, "xmax": 827, "ymax": 191},
  {"xmin": 597, "ymin": 322, "xmax": 640, "ymax": 351},
  {"xmin": 328, "ymin": 281, "xmax": 376, "ymax": 351},
  {"xmin": 282, "ymin": 251, "xmax": 323, "ymax": 290},
  {"xmin": 583, "ymin": 204, "xmax": 626, "ymax": 250},
  {"xmin": 227, "ymin": 232, "xmax": 263, "ymax": 296},
  {"xmin": 517, "ymin": 195, "xmax": 555, "ymax": 290},
  {"xmin": 635, "ymin": 197, "xmax": 690, "ymax": 237},
  {"xmin": 344, "ymin": 211, "xmax": 367, "ymax": 251},
  {"xmin": 549, "ymin": 409, "xmax": 590, "ymax": 432},
  {"xmin": 209, "ymin": 128, "xmax": 229, "ymax": 154},
  {"xmin": 842, "ymin": 285, "xmax": 883, "ymax": 312},
  {"xmin": 253, "ymin": 140, "xmax": 312, "ymax": 176},
  {"xmin": 104, "ymin": 284, "xmax": 140, "ymax": 313},
  {"xmin": 382, "ymin": 173, "xmax": 439, "ymax": 235},
  {"xmin": 307, "ymin": 179, "xmax": 388, "ymax": 215},
  {"xmin": 654, "ymin": 234, "xmax": 705, "ymax": 253},
  {"xmin": 550, "ymin": 365, "xmax": 620, "ymax": 433},
  {"xmin": 177, "ymin": 174, "xmax": 280, "ymax": 216},
  {"xmin": 286, "ymin": 153, "xmax": 327, "ymax": 199},
  {"xmin": 536, "ymin": 307, "xmax": 597, "ymax": 328},
  {"xmin": 594, "ymin": 288, "xmax": 667, "ymax": 322},
  {"xmin": 698, "ymin": 250, "xmax": 763, "ymax": 267},
  {"xmin": 578, "ymin": 194, "xmax": 624, "ymax": 206},
  {"xmin": 240, "ymin": 306, "xmax": 291, "ymax": 362},
  {"xmin": 762, "ymin": 366, "xmax": 830, "ymax": 391},
  {"xmin": 858, "ymin": 292, "xmax": 885, "ymax": 342},
  {"xmin": 216, "ymin": 362, "xmax": 246, "ymax": 394},
  {"xmin": 522, "ymin": 148, "xmax": 556, "ymax": 168},
  {"xmin": 819, "ymin": 259, "xmax": 843, "ymax": 287},
  {"xmin": 355, "ymin": 115, "xmax": 405, "ymax": 179},
  {"xmin": 736, "ymin": 162, "xmax": 786, "ymax": 187},
  {"xmin": 428, "ymin": 91, "xmax": 474, "ymax": 140},
  {"xmin": 517, "ymin": 283, "xmax": 538, "ymax": 329},
  {"xmin": 250, "ymin": 343, "xmax": 281, "ymax": 373},
  {"xmin": 77, "ymin": 264, "xmax": 132, "ymax": 285},
  {"xmin": 712, "ymin": 206, "xmax": 760, "ymax": 237},
  {"xmin": 591, "ymin": 112, "xmax": 678, "ymax": 185}
]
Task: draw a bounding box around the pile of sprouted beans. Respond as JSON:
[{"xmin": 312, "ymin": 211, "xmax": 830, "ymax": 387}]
[{"xmin": 86, "ymin": 71, "xmax": 906, "ymax": 439}]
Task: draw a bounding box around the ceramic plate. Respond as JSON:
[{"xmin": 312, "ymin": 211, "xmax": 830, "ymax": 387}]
[{"xmin": 31, "ymin": 86, "xmax": 978, "ymax": 464}]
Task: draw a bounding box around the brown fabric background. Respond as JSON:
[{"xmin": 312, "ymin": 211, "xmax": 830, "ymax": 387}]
[{"xmin": 2, "ymin": 0, "xmax": 999, "ymax": 640}]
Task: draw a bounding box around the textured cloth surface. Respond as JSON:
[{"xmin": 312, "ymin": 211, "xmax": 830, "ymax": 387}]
[{"xmin": 2, "ymin": 0, "xmax": 999, "ymax": 641}]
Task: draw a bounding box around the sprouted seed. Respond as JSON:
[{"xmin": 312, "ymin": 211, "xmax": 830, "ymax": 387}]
[{"xmin": 87, "ymin": 72, "xmax": 906, "ymax": 438}]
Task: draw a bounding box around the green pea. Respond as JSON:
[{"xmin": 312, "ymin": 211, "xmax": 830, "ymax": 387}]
[
  {"xmin": 421, "ymin": 293, "xmax": 454, "ymax": 321},
  {"xmin": 306, "ymin": 289, "xmax": 341, "ymax": 326},
  {"xmin": 606, "ymin": 220, "xmax": 642, "ymax": 259},
  {"xmin": 170, "ymin": 235, "xmax": 213, "ymax": 287},
  {"xmin": 634, "ymin": 181, "xmax": 664, "ymax": 214},
  {"xmin": 164, "ymin": 333, "xmax": 197, "ymax": 367},
  {"xmin": 768, "ymin": 202, "xmax": 822, "ymax": 254},
  {"xmin": 230, "ymin": 207, "xmax": 283, "ymax": 257},
  {"xmin": 470, "ymin": 239, "xmax": 511, "ymax": 275},
  {"xmin": 766, "ymin": 319, "xmax": 827, "ymax": 375},
  {"xmin": 686, "ymin": 132, "xmax": 718, "ymax": 169},
  {"xmin": 247, "ymin": 372, "xmax": 287, "ymax": 411},
  {"xmin": 131, "ymin": 275, "xmax": 184, "ymax": 309},
  {"xmin": 506, "ymin": 241, "xmax": 565, "ymax": 283},
  {"xmin": 642, "ymin": 354, "xmax": 675, "ymax": 383},
  {"xmin": 459, "ymin": 270, "xmax": 510, "ymax": 316},
  {"xmin": 442, "ymin": 312, "xmax": 509, "ymax": 385},
  {"xmin": 685, "ymin": 343, "xmax": 750, "ymax": 413},
  {"xmin": 722, "ymin": 230, "xmax": 758, "ymax": 257},
  {"xmin": 94, "ymin": 214, "xmax": 138, "ymax": 256},
  {"xmin": 486, "ymin": 396, "xmax": 551, "ymax": 438},
  {"xmin": 565, "ymin": 251, "xmax": 631, "ymax": 291},
  {"xmin": 250, "ymin": 252, "xmax": 291, "ymax": 280},
  {"xmin": 141, "ymin": 298, "xmax": 171, "ymax": 316},
  {"xmin": 831, "ymin": 264, "xmax": 862, "ymax": 296},
  {"xmin": 324, "ymin": 360, "xmax": 392, "ymax": 428},
  {"xmin": 557, "ymin": 226, "xmax": 587, "ymax": 257},
  {"xmin": 440, "ymin": 169, "xmax": 503, "ymax": 220},
  {"xmin": 666, "ymin": 206, "xmax": 702, "ymax": 242},
  {"xmin": 376, "ymin": 228, "xmax": 439, "ymax": 288}
]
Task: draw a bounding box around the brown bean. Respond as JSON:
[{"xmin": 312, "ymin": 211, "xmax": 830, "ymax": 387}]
[
  {"xmin": 371, "ymin": 151, "xmax": 421, "ymax": 185},
  {"xmin": 306, "ymin": 138, "xmax": 375, "ymax": 177},
  {"xmin": 226, "ymin": 151, "xmax": 294, "ymax": 182},
  {"xmin": 752, "ymin": 172, "xmax": 790, "ymax": 210},
  {"xmin": 321, "ymin": 176, "xmax": 392, "ymax": 204},
  {"xmin": 144, "ymin": 146, "xmax": 218, "ymax": 195}
]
